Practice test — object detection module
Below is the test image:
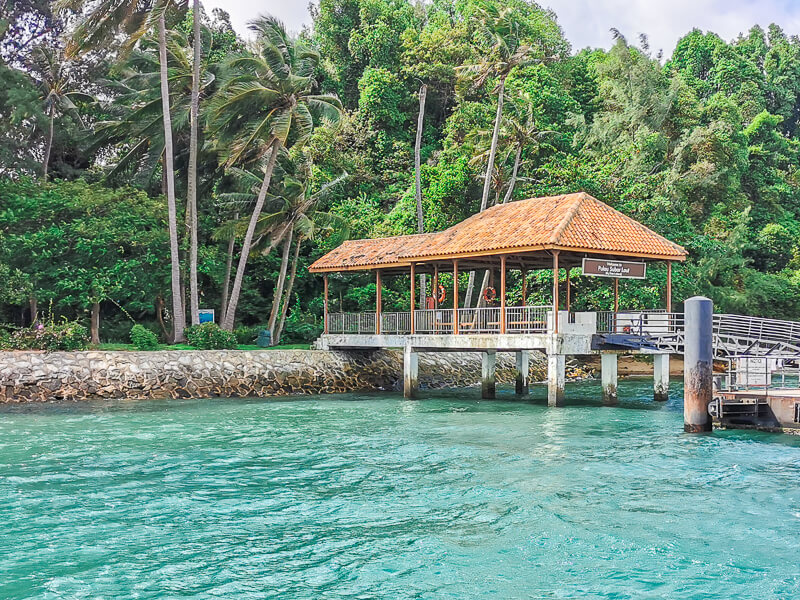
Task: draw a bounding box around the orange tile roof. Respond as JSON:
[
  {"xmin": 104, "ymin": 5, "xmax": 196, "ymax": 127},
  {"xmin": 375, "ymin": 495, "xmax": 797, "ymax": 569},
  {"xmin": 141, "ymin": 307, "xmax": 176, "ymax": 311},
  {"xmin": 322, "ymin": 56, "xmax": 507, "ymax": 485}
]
[{"xmin": 309, "ymin": 193, "xmax": 687, "ymax": 272}]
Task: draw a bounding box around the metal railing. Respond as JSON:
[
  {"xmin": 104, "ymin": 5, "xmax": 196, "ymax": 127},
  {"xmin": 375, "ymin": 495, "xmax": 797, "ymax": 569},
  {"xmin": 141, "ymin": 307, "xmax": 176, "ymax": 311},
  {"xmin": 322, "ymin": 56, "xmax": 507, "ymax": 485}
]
[
  {"xmin": 506, "ymin": 305, "xmax": 550, "ymax": 332},
  {"xmin": 414, "ymin": 309, "xmax": 455, "ymax": 334},
  {"xmin": 596, "ymin": 310, "xmax": 682, "ymax": 336},
  {"xmin": 380, "ymin": 312, "xmax": 411, "ymax": 334},
  {"xmin": 328, "ymin": 312, "xmax": 376, "ymax": 334}
]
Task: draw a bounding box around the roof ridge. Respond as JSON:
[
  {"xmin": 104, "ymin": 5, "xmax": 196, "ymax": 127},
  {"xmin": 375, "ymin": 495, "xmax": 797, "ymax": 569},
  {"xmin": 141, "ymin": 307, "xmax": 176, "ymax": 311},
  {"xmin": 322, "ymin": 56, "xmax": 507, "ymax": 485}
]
[{"xmin": 547, "ymin": 194, "xmax": 585, "ymax": 245}]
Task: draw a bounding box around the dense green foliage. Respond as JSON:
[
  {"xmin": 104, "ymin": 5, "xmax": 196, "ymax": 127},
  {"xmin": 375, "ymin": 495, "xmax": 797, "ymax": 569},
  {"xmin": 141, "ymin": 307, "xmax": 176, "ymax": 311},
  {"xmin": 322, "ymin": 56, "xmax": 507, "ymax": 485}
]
[
  {"xmin": 2, "ymin": 0, "xmax": 800, "ymax": 345},
  {"xmin": 185, "ymin": 322, "xmax": 237, "ymax": 349},
  {"xmin": 130, "ymin": 324, "xmax": 160, "ymax": 351}
]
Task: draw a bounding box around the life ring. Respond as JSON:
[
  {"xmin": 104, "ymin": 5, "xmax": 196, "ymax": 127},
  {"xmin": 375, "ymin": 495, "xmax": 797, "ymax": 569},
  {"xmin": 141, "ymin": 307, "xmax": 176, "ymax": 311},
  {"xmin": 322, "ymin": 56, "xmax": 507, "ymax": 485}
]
[
  {"xmin": 483, "ymin": 287, "xmax": 496, "ymax": 303},
  {"xmin": 436, "ymin": 285, "xmax": 446, "ymax": 304}
]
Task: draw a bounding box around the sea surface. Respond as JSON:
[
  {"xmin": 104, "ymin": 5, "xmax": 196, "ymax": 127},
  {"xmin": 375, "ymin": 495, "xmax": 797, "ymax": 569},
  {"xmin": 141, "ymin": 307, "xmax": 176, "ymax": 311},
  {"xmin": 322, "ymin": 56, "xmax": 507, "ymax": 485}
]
[{"xmin": 1, "ymin": 378, "xmax": 800, "ymax": 599}]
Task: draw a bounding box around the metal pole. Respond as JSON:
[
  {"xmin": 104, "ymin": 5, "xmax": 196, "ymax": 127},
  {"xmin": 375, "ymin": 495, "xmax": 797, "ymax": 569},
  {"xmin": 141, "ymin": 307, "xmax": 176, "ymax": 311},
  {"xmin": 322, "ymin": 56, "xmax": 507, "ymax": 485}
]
[
  {"xmin": 410, "ymin": 263, "xmax": 415, "ymax": 334},
  {"xmin": 500, "ymin": 255, "xmax": 507, "ymax": 334},
  {"xmin": 323, "ymin": 274, "xmax": 329, "ymax": 334},
  {"xmin": 684, "ymin": 296, "xmax": 713, "ymax": 433}
]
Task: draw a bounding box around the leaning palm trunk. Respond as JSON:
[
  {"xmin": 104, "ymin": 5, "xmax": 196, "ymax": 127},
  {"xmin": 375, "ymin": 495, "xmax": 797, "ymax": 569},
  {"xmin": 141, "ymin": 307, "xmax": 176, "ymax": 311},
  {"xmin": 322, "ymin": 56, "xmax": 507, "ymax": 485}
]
[
  {"xmin": 267, "ymin": 227, "xmax": 294, "ymax": 342},
  {"xmin": 187, "ymin": 0, "xmax": 201, "ymax": 325},
  {"xmin": 220, "ymin": 211, "xmax": 238, "ymax": 323},
  {"xmin": 221, "ymin": 138, "xmax": 282, "ymax": 331},
  {"xmin": 43, "ymin": 104, "xmax": 55, "ymax": 181},
  {"xmin": 414, "ymin": 83, "xmax": 427, "ymax": 308},
  {"xmin": 465, "ymin": 76, "xmax": 506, "ymax": 308},
  {"xmin": 158, "ymin": 14, "xmax": 185, "ymax": 342},
  {"xmin": 274, "ymin": 237, "xmax": 301, "ymax": 345},
  {"xmin": 503, "ymin": 144, "xmax": 522, "ymax": 204}
]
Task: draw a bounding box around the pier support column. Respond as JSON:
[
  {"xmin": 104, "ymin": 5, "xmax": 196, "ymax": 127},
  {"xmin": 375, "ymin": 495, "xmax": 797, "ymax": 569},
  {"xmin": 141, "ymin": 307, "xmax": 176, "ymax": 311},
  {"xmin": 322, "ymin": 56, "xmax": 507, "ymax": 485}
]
[
  {"xmin": 601, "ymin": 352, "xmax": 618, "ymax": 405},
  {"xmin": 515, "ymin": 351, "xmax": 529, "ymax": 395},
  {"xmin": 403, "ymin": 345, "xmax": 419, "ymax": 399},
  {"xmin": 684, "ymin": 296, "xmax": 714, "ymax": 433},
  {"xmin": 654, "ymin": 353, "xmax": 670, "ymax": 401},
  {"xmin": 547, "ymin": 354, "xmax": 565, "ymax": 406},
  {"xmin": 481, "ymin": 351, "xmax": 496, "ymax": 399}
]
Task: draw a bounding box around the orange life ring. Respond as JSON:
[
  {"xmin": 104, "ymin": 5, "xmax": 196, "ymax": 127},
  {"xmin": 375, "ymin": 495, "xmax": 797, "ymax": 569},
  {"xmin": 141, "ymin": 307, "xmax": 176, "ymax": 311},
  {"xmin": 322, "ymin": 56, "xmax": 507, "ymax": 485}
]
[
  {"xmin": 437, "ymin": 285, "xmax": 446, "ymax": 304},
  {"xmin": 483, "ymin": 287, "xmax": 496, "ymax": 303}
]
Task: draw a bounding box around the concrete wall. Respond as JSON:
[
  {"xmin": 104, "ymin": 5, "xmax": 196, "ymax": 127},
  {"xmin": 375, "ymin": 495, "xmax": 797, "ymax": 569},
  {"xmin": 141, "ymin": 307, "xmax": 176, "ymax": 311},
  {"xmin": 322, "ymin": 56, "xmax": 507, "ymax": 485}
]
[{"xmin": 0, "ymin": 349, "xmax": 549, "ymax": 403}]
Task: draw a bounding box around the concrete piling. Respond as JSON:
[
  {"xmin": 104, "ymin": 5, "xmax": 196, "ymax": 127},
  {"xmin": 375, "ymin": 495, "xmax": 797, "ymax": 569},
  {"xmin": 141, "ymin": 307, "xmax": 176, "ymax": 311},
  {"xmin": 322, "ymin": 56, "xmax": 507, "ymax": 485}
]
[
  {"xmin": 515, "ymin": 351, "xmax": 529, "ymax": 395},
  {"xmin": 481, "ymin": 350, "xmax": 496, "ymax": 399},
  {"xmin": 601, "ymin": 352, "xmax": 618, "ymax": 405},
  {"xmin": 403, "ymin": 345, "xmax": 419, "ymax": 399},
  {"xmin": 654, "ymin": 353, "xmax": 670, "ymax": 401},
  {"xmin": 547, "ymin": 354, "xmax": 565, "ymax": 406},
  {"xmin": 683, "ymin": 296, "xmax": 714, "ymax": 432}
]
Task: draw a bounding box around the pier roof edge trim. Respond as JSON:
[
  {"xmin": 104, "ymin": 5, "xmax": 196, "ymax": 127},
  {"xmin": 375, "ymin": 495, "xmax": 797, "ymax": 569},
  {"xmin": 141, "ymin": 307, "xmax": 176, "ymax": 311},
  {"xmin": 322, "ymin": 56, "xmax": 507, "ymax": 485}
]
[{"xmin": 309, "ymin": 192, "xmax": 687, "ymax": 273}]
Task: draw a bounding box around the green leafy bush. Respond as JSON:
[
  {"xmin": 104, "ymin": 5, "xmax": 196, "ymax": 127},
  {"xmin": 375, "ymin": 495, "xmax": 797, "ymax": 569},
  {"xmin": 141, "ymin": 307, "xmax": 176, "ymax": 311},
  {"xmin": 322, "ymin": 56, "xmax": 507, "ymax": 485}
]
[
  {"xmin": 233, "ymin": 325, "xmax": 261, "ymax": 345},
  {"xmin": 186, "ymin": 323, "xmax": 237, "ymax": 350},
  {"xmin": 7, "ymin": 319, "xmax": 89, "ymax": 351},
  {"xmin": 130, "ymin": 324, "xmax": 159, "ymax": 350}
]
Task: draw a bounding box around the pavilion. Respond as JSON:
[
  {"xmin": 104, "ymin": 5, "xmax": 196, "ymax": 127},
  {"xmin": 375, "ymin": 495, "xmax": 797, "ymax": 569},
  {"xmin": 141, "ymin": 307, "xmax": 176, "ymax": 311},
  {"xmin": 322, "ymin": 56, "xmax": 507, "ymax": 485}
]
[{"xmin": 309, "ymin": 192, "xmax": 687, "ymax": 404}]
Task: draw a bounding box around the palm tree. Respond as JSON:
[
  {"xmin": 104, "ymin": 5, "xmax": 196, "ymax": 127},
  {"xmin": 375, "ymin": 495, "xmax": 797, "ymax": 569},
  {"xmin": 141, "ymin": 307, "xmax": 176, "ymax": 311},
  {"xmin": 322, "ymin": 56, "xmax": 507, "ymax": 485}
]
[
  {"xmin": 459, "ymin": 1, "xmax": 546, "ymax": 307},
  {"xmin": 210, "ymin": 15, "xmax": 341, "ymax": 331},
  {"xmin": 187, "ymin": 0, "xmax": 201, "ymax": 325},
  {"xmin": 28, "ymin": 45, "xmax": 93, "ymax": 181},
  {"xmin": 57, "ymin": 0, "xmax": 189, "ymax": 342}
]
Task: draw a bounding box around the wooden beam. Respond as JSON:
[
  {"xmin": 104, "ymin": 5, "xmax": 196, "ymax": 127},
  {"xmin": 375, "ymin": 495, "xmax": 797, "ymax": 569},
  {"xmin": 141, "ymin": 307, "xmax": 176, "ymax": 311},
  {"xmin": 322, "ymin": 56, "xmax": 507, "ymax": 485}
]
[
  {"xmin": 410, "ymin": 262, "xmax": 416, "ymax": 334},
  {"xmin": 433, "ymin": 264, "xmax": 439, "ymax": 309},
  {"xmin": 614, "ymin": 277, "xmax": 619, "ymax": 313},
  {"xmin": 666, "ymin": 261, "xmax": 672, "ymax": 312},
  {"xmin": 566, "ymin": 268, "xmax": 571, "ymax": 312},
  {"xmin": 323, "ymin": 275, "xmax": 329, "ymax": 334},
  {"xmin": 453, "ymin": 259, "xmax": 459, "ymax": 335},
  {"xmin": 521, "ymin": 268, "xmax": 527, "ymax": 306},
  {"xmin": 500, "ymin": 255, "xmax": 507, "ymax": 334},
  {"xmin": 376, "ymin": 269, "xmax": 382, "ymax": 334},
  {"xmin": 553, "ymin": 250, "xmax": 560, "ymax": 333}
]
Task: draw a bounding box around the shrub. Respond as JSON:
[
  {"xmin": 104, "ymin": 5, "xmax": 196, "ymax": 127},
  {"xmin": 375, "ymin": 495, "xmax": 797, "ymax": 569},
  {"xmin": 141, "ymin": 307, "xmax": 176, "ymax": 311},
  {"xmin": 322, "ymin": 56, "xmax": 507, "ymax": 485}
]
[
  {"xmin": 185, "ymin": 322, "xmax": 237, "ymax": 350},
  {"xmin": 8, "ymin": 319, "xmax": 90, "ymax": 351},
  {"xmin": 233, "ymin": 325, "xmax": 261, "ymax": 345},
  {"xmin": 130, "ymin": 324, "xmax": 159, "ymax": 350}
]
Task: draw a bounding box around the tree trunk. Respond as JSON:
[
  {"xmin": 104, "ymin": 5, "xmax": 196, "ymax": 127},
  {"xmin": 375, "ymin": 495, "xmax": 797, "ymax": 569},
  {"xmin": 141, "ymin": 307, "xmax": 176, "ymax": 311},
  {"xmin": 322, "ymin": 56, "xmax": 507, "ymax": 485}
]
[
  {"xmin": 267, "ymin": 227, "xmax": 294, "ymax": 342},
  {"xmin": 465, "ymin": 77, "xmax": 506, "ymax": 308},
  {"xmin": 275, "ymin": 237, "xmax": 301, "ymax": 345},
  {"xmin": 187, "ymin": 0, "xmax": 201, "ymax": 326},
  {"xmin": 90, "ymin": 300, "xmax": 100, "ymax": 345},
  {"xmin": 502, "ymin": 144, "xmax": 522, "ymax": 204},
  {"xmin": 43, "ymin": 104, "xmax": 55, "ymax": 182},
  {"xmin": 158, "ymin": 15, "xmax": 186, "ymax": 343},
  {"xmin": 415, "ymin": 83, "xmax": 428, "ymax": 310},
  {"xmin": 220, "ymin": 212, "xmax": 238, "ymax": 323},
  {"xmin": 155, "ymin": 295, "xmax": 169, "ymax": 340},
  {"xmin": 221, "ymin": 138, "xmax": 282, "ymax": 331},
  {"xmin": 29, "ymin": 296, "xmax": 38, "ymax": 325}
]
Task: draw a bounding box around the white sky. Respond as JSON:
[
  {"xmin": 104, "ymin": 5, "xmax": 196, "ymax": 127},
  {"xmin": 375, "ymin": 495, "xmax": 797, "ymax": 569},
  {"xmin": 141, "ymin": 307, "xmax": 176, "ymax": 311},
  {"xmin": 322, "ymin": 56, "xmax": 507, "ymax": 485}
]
[{"xmin": 204, "ymin": 0, "xmax": 800, "ymax": 56}]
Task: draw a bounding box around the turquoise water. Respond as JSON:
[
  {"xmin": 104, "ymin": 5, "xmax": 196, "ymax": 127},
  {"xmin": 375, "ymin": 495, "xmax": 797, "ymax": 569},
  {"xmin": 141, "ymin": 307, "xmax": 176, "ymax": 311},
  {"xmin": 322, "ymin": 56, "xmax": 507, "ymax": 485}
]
[{"xmin": 2, "ymin": 379, "xmax": 800, "ymax": 599}]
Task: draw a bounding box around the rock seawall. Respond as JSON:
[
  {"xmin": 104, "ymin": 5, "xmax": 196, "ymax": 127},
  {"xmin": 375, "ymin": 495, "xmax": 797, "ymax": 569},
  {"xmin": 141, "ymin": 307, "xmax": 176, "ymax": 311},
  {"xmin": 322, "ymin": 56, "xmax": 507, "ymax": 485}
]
[{"xmin": 0, "ymin": 349, "xmax": 547, "ymax": 402}]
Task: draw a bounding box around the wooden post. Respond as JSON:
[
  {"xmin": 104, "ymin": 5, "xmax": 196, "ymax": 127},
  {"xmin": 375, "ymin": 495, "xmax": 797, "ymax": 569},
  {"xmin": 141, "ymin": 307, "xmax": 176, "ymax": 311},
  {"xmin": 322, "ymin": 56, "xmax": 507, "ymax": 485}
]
[
  {"xmin": 376, "ymin": 269, "xmax": 382, "ymax": 334},
  {"xmin": 410, "ymin": 262, "xmax": 416, "ymax": 334},
  {"xmin": 433, "ymin": 264, "xmax": 439, "ymax": 309},
  {"xmin": 500, "ymin": 255, "xmax": 507, "ymax": 334},
  {"xmin": 521, "ymin": 268, "xmax": 527, "ymax": 306},
  {"xmin": 323, "ymin": 274, "xmax": 329, "ymax": 334},
  {"xmin": 613, "ymin": 277, "xmax": 619, "ymax": 313},
  {"xmin": 453, "ymin": 259, "xmax": 459, "ymax": 335},
  {"xmin": 552, "ymin": 251, "xmax": 560, "ymax": 333},
  {"xmin": 666, "ymin": 261, "xmax": 672, "ymax": 313},
  {"xmin": 566, "ymin": 268, "xmax": 571, "ymax": 312}
]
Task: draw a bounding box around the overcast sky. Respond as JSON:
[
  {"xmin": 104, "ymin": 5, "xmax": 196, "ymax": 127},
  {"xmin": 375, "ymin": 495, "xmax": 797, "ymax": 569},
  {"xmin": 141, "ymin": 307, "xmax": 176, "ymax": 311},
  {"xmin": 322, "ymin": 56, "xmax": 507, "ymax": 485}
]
[{"xmin": 204, "ymin": 0, "xmax": 800, "ymax": 57}]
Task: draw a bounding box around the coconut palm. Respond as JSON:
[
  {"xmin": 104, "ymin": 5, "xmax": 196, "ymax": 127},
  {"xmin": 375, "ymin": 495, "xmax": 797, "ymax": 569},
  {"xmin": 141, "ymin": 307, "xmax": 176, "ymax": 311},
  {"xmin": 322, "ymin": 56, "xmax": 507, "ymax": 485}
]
[
  {"xmin": 57, "ymin": 0, "xmax": 189, "ymax": 341},
  {"xmin": 210, "ymin": 15, "xmax": 341, "ymax": 331},
  {"xmin": 28, "ymin": 45, "xmax": 93, "ymax": 181},
  {"xmin": 187, "ymin": 0, "xmax": 201, "ymax": 325}
]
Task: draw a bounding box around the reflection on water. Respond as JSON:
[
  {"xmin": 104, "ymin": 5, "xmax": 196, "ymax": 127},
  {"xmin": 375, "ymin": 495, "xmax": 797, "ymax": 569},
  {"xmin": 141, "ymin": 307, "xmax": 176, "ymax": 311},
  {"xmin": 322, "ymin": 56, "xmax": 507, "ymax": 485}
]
[{"xmin": 1, "ymin": 378, "xmax": 800, "ymax": 599}]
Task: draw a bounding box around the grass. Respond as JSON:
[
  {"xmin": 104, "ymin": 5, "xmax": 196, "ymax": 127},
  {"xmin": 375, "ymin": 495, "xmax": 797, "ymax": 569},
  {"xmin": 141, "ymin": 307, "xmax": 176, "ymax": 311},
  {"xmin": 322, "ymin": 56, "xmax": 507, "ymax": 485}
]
[{"xmin": 95, "ymin": 342, "xmax": 312, "ymax": 351}]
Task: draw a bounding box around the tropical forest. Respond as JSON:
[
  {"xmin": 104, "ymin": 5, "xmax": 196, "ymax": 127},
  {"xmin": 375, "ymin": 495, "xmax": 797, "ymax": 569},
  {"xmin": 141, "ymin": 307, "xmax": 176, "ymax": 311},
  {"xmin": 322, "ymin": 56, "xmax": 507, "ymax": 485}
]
[{"xmin": 2, "ymin": 0, "xmax": 800, "ymax": 348}]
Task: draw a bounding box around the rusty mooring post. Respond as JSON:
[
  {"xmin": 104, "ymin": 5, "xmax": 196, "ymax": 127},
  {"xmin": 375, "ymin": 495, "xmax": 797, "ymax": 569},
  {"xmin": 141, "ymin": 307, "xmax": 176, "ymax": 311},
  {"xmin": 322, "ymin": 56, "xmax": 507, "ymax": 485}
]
[
  {"xmin": 481, "ymin": 350, "xmax": 496, "ymax": 399},
  {"xmin": 601, "ymin": 352, "xmax": 618, "ymax": 405},
  {"xmin": 683, "ymin": 296, "xmax": 713, "ymax": 432}
]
